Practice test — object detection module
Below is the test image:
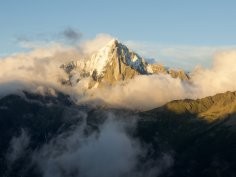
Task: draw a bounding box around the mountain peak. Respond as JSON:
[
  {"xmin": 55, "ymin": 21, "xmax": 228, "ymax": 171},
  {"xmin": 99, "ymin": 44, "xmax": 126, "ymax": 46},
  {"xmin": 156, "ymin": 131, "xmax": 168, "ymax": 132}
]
[
  {"xmin": 106, "ymin": 38, "xmax": 119, "ymax": 47},
  {"xmin": 60, "ymin": 40, "xmax": 189, "ymax": 87},
  {"xmin": 86, "ymin": 39, "xmax": 148, "ymax": 76},
  {"xmin": 99, "ymin": 39, "xmax": 120, "ymax": 54}
]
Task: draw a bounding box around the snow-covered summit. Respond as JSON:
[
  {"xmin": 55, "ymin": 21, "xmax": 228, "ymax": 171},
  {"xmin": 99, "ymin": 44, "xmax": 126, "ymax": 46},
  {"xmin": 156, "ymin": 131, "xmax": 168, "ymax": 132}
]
[
  {"xmin": 85, "ymin": 39, "xmax": 119, "ymax": 75},
  {"xmin": 60, "ymin": 39, "xmax": 189, "ymax": 87},
  {"xmin": 82, "ymin": 39, "xmax": 149, "ymax": 76}
]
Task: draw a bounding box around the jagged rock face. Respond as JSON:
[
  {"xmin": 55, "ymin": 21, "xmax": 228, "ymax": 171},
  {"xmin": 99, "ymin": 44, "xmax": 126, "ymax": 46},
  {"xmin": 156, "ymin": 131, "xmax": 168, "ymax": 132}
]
[
  {"xmin": 149, "ymin": 64, "xmax": 167, "ymax": 74},
  {"xmin": 60, "ymin": 39, "xmax": 189, "ymax": 87},
  {"xmin": 167, "ymin": 69, "xmax": 190, "ymax": 80},
  {"xmin": 98, "ymin": 40, "xmax": 147, "ymax": 85},
  {"xmin": 100, "ymin": 60, "xmax": 139, "ymax": 85}
]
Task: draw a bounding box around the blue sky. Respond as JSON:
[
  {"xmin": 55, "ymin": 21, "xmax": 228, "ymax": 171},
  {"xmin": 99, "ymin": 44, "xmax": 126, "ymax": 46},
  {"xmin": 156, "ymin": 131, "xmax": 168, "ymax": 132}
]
[{"xmin": 1, "ymin": 0, "xmax": 236, "ymax": 69}]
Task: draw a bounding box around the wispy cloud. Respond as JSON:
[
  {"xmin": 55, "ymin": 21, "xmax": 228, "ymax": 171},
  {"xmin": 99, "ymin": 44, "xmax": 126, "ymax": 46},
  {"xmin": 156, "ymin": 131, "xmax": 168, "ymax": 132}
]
[
  {"xmin": 33, "ymin": 112, "xmax": 173, "ymax": 177},
  {"xmin": 15, "ymin": 27, "xmax": 82, "ymax": 49},
  {"xmin": 6, "ymin": 129, "xmax": 30, "ymax": 165},
  {"xmin": 60, "ymin": 27, "xmax": 82, "ymax": 43}
]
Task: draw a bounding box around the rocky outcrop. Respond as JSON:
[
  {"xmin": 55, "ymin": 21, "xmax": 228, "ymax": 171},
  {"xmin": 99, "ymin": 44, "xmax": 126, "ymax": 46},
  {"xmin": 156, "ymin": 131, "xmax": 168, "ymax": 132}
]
[{"xmin": 149, "ymin": 64, "xmax": 189, "ymax": 80}]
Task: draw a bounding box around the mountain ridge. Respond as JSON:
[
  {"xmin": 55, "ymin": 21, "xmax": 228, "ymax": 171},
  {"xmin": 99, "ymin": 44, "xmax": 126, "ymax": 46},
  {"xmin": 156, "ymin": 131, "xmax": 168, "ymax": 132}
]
[
  {"xmin": 146, "ymin": 90, "xmax": 236, "ymax": 123},
  {"xmin": 0, "ymin": 89, "xmax": 236, "ymax": 177}
]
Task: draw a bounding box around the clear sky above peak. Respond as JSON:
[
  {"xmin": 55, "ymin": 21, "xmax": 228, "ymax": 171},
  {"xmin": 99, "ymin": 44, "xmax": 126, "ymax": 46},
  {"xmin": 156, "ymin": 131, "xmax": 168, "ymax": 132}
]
[{"xmin": 1, "ymin": 0, "xmax": 236, "ymax": 69}]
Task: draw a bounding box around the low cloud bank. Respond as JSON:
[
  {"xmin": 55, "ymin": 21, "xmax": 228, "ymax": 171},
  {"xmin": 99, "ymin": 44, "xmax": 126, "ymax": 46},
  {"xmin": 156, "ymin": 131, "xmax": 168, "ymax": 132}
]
[{"xmin": 0, "ymin": 34, "xmax": 236, "ymax": 110}]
